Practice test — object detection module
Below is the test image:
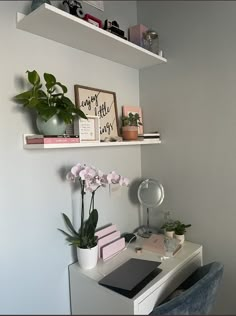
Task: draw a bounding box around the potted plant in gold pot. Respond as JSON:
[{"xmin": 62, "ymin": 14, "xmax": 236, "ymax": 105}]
[{"xmin": 121, "ymin": 112, "xmax": 142, "ymax": 141}]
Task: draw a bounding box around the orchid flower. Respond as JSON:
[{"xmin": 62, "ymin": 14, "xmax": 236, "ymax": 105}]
[
  {"xmin": 119, "ymin": 176, "xmax": 130, "ymax": 186},
  {"xmin": 71, "ymin": 163, "xmax": 84, "ymax": 177},
  {"xmin": 107, "ymin": 171, "xmax": 120, "ymax": 184},
  {"xmin": 62, "ymin": 163, "xmax": 129, "ymax": 249}
]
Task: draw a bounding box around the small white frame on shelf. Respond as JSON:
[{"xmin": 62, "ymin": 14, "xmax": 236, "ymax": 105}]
[
  {"xmin": 16, "ymin": 4, "xmax": 167, "ymax": 69},
  {"xmin": 22, "ymin": 134, "xmax": 161, "ymax": 149},
  {"xmin": 74, "ymin": 115, "xmax": 100, "ymax": 143}
]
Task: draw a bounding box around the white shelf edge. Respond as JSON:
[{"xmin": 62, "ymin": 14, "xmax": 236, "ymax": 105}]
[
  {"xmin": 16, "ymin": 4, "xmax": 167, "ymax": 69},
  {"xmin": 23, "ymin": 134, "xmax": 161, "ymax": 149}
]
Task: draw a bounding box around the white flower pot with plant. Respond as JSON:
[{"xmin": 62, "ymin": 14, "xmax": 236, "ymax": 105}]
[
  {"xmin": 121, "ymin": 113, "xmax": 142, "ymax": 141},
  {"xmin": 77, "ymin": 244, "xmax": 98, "ymax": 270},
  {"xmin": 161, "ymin": 221, "xmax": 176, "ymax": 239},
  {"xmin": 58, "ymin": 163, "xmax": 129, "ymax": 270},
  {"xmin": 174, "ymin": 221, "xmax": 191, "ymax": 244},
  {"xmin": 14, "ymin": 70, "xmax": 87, "ymax": 135}
]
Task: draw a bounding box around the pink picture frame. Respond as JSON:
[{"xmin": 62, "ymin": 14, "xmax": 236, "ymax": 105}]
[
  {"xmin": 122, "ymin": 106, "xmax": 144, "ymax": 135},
  {"xmin": 84, "ymin": 14, "xmax": 102, "ymax": 28}
]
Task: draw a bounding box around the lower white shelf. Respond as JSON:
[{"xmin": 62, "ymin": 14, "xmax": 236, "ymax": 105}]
[{"xmin": 23, "ymin": 134, "xmax": 161, "ymax": 149}]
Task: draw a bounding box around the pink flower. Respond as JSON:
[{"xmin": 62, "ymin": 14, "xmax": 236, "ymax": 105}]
[
  {"xmin": 79, "ymin": 166, "xmax": 97, "ymax": 181},
  {"xmin": 71, "ymin": 163, "xmax": 84, "ymax": 177},
  {"xmin": 107, "ymin": 171, "xmax": 120, "ymax": 184},
  {"xmin": 67, "ymin": 163, "xmax": 129, "ymax": 193},
  {"xmin": 119, "ymin": 176, "xmax": 129, "ymax": 186},
  {"xmin": 66, "ymin": 171, "xmax": 75, "ymax": 182}
]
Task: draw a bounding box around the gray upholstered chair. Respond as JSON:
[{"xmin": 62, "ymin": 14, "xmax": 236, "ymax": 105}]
[{"xmin": 150, "ymin": 261, "xmax": 224, "ymax": 315}]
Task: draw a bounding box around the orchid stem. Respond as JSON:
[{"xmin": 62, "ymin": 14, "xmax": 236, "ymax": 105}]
[{"xmin": 80, "ymin": 180, "xmax": 85, "ymax": 237}]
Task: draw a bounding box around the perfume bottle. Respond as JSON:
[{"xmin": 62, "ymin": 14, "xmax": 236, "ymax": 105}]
[{"xmin": 143, "ymin": 29, "xmax": 159, "ymax": 54}]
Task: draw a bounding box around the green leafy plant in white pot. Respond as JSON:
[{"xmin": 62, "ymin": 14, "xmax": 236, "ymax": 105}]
[
  {"xmin": 14, "ymin": 70, "xmax": 87, "ymax": 135},
  {"xmin": 58, "ymin": 162, "xmax": 129, "ymax": 270},
  {"xmin": 121, "ymin": 113, "xmax": 142, "ymax": 141},
  {"xmin": 174, "ymin": 220, "xmax": 191, "ymax": 244}
]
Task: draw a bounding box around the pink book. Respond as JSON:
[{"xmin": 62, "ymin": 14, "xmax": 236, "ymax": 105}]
[
  {"xmin": 98, "ymin": 231, "xmax": 121, "ymax": 258},
  {"xmin": 102, "ymin": 237, "xmax": 125, "ymax": 261},
  {"xmin": 142, "ymin": 234, "xmax": 165, "ymax": 255},
  {"xmin": 26, "ymin": 137, "xmax": 80, "ymax": 144}
]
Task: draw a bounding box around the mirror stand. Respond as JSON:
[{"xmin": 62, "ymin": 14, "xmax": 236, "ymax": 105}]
[
  {"xmin": 137, "ymin": 179, "xmax": 164, "ymax": 238},
  {"xmin": 138, "ymin": 208, "xmax": 158, "ymax": 238}
]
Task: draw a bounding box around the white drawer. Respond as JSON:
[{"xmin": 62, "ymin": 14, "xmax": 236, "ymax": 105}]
[{"xmin": 137, "ymin": 253, "xmax": 202, "ymax": 315}]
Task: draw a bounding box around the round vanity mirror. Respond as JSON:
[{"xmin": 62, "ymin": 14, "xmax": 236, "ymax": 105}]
[{"xmin": 137, "ymin": 179, "xmax": 164, "ymax": 238}]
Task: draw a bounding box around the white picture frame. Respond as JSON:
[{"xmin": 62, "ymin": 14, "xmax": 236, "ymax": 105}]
[{"xmin": 74, "ymin": 115, "xmax": 100, "ymax": 142}]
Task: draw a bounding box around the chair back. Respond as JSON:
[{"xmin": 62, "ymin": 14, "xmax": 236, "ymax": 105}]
[{"xmin": 151, "ymin": 261, "xmax": 224, "ymax": 315}]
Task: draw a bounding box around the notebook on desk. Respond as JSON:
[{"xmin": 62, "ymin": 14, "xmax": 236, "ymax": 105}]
[{"xmin": 98, "ymin": 258, "xmax": 162, "ymax": 298}]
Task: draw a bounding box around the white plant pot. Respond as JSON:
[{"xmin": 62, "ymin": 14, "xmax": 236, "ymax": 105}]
[
  {"xmin": 164, "ymin": 230, "xmax": 174, "ymax": 239},
  {"xmin": 174, "ymin": 234, "xmax": 185, "ymax": 244},
  {"xmin": 36, "ymin": 115, "xmax": 66, "ymax": 135},
  {"xmin": 77, "ymin": 244, "xmax": 98, "ymax": 270}
]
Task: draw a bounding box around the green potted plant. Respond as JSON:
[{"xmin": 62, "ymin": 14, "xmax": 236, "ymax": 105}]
[
  {"xmin": 174, "ymin": 220, "xmax": 191, "ymax": 244},
  {"xmin": 14, "ymin": 70, "xmax": 87, "ymax": 135},
  {"xmin": 58, "ymin": 162, "xmax": 129, "ymax": 270},
  {"xmin": 161, "ymin": 221, "xmax": 176, "ymax": 238},
  {"xmin": 121, "ymin": 112, "xmax": 142, "ymax": 140}
]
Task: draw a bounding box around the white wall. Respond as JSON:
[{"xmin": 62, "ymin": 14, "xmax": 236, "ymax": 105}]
[
  {"xmin": 0, "ymin": 1, "xmax": 140, "ymax": 314},
  {"xmin": 138, "ymin": 1, "xmax": 236, "ymax": 314}
]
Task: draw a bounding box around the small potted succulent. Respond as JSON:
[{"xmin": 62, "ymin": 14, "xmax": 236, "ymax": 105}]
[
  {"xmin": 121, "ymin": 112, "xmax": 142, "ymax": 141},
  {"xmin": 161, "ymin": 221, "xmax": 176, "ymax": 239},
  {"xmin": 14, "ymin": 70, "xmax": 87, "ymax": 135},
  {"xmin": 174, "ymin": 220, "xmax": 191, "ymax": 244}
]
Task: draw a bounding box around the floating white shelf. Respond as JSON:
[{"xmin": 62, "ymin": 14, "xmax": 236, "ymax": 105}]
[
  {"xmin": 16, "ymin": 4, "xmax": 167, "ymax": 69},
  {"xmin": 23, "ymin": 134, "xmax": 161, "ymax": 149}
]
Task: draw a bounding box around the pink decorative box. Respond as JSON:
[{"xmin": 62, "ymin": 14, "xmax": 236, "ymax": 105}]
[
  {"xmin": 102, "ymin": 237, "xmax": 126, "ymax": 261},
  {"xmin": 98, "ymin": 231, "xmax": 121, "ymax": 258},
  {"xmin": 128, "ymin": 24, "xmax": 148, "ymax": 47},
  {"xmin": 95, "ymin": 224, "xmax": 117, "ymax": 239}
]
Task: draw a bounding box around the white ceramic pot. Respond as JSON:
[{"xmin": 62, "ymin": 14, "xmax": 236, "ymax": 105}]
[
  {"xmin": 174, "ymin": 234, "xmax": 185, "ymax": 244},
  {"xmin": 36, "ymin": 115, "xmax": 66, "ymax": 135},
  {"xmin": 164, "ymin": 230, "xmax": 174, "ymax": 239},
  {"xmin": 77, "ymin": 244, "xmax": 98, "ymax": 270}
]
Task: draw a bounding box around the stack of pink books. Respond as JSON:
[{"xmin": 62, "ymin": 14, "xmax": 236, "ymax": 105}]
[{"xmin": 26, "ymin": 134, "xmax": 80, "ymax": 144}]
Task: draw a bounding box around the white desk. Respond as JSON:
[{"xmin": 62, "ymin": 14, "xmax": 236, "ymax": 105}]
[{"xmin": 69, "ymin": 240, "xmax": 202, "ymax": 315}]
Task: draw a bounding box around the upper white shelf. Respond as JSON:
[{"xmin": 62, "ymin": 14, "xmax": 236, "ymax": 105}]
[{"xmin": 16, "ymin": 4, "xmax": 167, "ymax": 69}]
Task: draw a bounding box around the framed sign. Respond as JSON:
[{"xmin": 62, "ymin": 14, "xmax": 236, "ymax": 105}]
[
  {"xmin": 122, "ymin": 105, "xmax": 144, "ymax": 135},
  {"xmin": 74, "ymin": 85, "xmax": 119, "ymax": 141}
]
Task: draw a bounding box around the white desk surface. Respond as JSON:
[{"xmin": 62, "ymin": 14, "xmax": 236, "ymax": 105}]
[{"xmin": 69, "ymin": 239, "xmax": 202, "ymax": 315}]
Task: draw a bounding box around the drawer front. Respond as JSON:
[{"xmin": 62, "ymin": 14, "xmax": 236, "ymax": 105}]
[{"xmin": 137, "ymin": 253, "xmax": 202, "ymax": 315}]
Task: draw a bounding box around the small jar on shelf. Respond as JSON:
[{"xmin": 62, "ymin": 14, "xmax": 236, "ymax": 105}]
[{"xmin": 143, "ymin": 29, "xmax": 159, "ymax": 55}]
